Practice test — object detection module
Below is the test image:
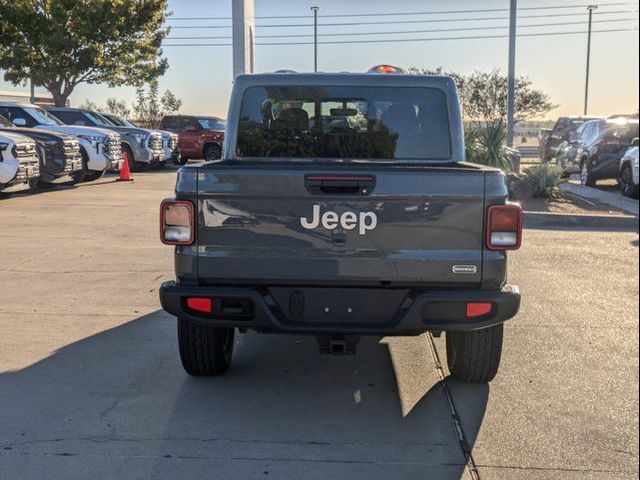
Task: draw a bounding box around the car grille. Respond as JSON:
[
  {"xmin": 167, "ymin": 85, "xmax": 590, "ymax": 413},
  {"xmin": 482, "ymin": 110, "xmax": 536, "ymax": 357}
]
[
  {"xmin": 13, "ymin": 143, "xmax": 40, "ymax": 180},
  {"xmin": 105, "ymin": 134, "xmax": 122, "ymax": 160},
  {"xmin": 14, "ymin": 141, "xmax": 37, "ymax": 159},
  {"xmin": 62, "ymin": 139, "xmax": 82, "ymax": 170},
  {"xmin": 168, "ymin": 134, "xmax": 179, "ymax": 150},
  {"xmin": 63, "ymin": 139, "xmax": 81, "ymax": 158},
  {"xmin": 148, "ymin": 133, "xmax": 164, "ymax": 154}
]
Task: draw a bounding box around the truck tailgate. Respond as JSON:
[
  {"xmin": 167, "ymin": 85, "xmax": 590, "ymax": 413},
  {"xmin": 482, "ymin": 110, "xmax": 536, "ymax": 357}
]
[{"xmin": 196, "ymin": 166, "xmax": 486, "ymax": 286}]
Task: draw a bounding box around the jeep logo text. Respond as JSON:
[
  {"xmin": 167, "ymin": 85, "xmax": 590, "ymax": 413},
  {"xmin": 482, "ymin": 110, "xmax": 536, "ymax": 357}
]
[{"xmin": 300, "ymin": 204, "xmax": 377, "ymax": 235}]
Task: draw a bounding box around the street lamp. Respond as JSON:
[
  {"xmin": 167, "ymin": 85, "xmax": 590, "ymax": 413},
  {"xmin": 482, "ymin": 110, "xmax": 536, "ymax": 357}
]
[
  {"xmin": 311, "ymin": 6, "xmax": 320, "ymax": 72},
  {"xmin": 584, "ymin": 5, "xmax": 598, "ymax": 115}
]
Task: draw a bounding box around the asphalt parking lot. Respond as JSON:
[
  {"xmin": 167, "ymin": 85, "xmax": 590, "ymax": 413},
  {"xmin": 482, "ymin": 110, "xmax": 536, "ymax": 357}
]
[{"xmin": 0, "ymin": 169, "xmax": 638, "ymax": 480}]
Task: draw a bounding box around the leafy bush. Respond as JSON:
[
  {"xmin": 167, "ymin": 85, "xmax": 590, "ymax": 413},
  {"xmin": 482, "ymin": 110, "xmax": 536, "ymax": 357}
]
[
  {"xmin": 521, "ymin": 135, "xmax": 527, "ymax": 143},
  {"xmin": 524, "ymin": 162, "xmax": 564, "ymax": 198},
  {"xmin": 465, "ymin": 125, "xmax": 513, "ymax": 171}
]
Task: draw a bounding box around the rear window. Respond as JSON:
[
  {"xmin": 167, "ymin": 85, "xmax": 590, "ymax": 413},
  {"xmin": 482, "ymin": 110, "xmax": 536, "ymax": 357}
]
[
  {"xmin": 605, "ymin": 123, "xmax": 639, "ymax": 142},
  {"xmin": 236, "ymin": 85, "xmax": 451, "ymax": 160}
]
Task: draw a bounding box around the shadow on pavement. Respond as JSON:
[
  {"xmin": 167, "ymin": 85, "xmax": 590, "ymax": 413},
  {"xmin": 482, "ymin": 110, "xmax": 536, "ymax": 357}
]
[{"xmin": 0, "ymin": 310, "xmax": 489, "ymax": 479}]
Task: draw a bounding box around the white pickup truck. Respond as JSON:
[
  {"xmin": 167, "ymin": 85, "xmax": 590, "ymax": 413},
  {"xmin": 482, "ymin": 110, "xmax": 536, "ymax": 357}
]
[{"xmin": 0, "ymin": 102, "xmax": 123, "ymax": 182}]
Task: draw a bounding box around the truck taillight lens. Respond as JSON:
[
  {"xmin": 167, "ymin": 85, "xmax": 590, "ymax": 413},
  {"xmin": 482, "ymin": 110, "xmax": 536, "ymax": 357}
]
[
  {"xmin": 487, "ymin": 203, "xmax": 522, "ymax": 250},
  {"xmin": 161, "ymin": 199, "xmax": 194, "ymax": 245}
]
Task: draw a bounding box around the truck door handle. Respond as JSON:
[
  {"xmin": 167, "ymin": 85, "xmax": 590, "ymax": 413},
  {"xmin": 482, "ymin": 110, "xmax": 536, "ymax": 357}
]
[{"xmin": 304, "ymin": 175, "xmax": 376, "ymax": 195}]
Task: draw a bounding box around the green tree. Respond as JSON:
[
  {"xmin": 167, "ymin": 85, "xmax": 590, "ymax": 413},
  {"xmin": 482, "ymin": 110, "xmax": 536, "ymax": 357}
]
[
  {"xmin": 105, "ymin": 98, "xmax": 131, "ymax": 119},
  {"xmin": 133, "ymin": 80, "xmax": 182, "ymax": 128},
  {"xmin": 0, "ymin": 0, "xmax": 170, "ymax": 107},
  {"xmin": 410, "ymin": 67, "xmax": 555, "ymax": 127},
  {"xmin": 79, "ymin": 97, "xmax": 131, "ymax": 119}
]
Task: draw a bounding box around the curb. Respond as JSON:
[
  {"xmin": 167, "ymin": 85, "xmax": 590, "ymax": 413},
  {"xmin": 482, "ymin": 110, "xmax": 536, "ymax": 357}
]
[
  {"xmin": 524, "ymin": 211, "xmax": 639, "ymax": 230},
  {"xmin": 560, "ymin": 182, "xmax": 639, "ymax": 216}
]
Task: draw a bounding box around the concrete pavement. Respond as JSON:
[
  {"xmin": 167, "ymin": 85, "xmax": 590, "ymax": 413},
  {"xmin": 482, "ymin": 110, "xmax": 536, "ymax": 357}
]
[{"xmin": 0, "ymin": 170, "xmax": 638, "ymax": 479}]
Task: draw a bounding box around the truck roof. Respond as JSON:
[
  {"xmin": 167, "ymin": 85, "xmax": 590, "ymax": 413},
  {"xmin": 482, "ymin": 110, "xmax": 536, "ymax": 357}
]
[{"xmin": 234, "ymin": 73, "xmax": 458, "ymax": 91}]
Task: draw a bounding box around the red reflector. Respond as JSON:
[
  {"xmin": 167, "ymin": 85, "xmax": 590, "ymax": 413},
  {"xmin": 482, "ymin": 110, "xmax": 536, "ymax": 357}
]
[
  {"xmin": 467, "ymin": 302, "xmax": 492, "ymax": 318},
  {"xmin": 187, "ymin": 298, "xmax": 212, "ymax": 313}
]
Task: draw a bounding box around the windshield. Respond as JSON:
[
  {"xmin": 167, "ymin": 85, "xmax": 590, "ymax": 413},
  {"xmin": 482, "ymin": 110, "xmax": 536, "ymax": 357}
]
[
  {"xmin": 109, "ymin": 115, "xmax": 137, "ymax": 128},
  {"xmin": 197, "ymin": 118, "xmax": 226, "ymax": 131},
  {"xmin": 0, "ymin": 115, "xmax": 12, "ymax": 128},
  {"xmin": 236, "ymin": 85, "xmax": 451, "ymax": 160},
  {"xmin": 25, "ymin": 107, "xmax": 63, "ymax": 126},
  {"xmin": 84, "ymin": 111, "xmax": 114, "ymax": 127}
]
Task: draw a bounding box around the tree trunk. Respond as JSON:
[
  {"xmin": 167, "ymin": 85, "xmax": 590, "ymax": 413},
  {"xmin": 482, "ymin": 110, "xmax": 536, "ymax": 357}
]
[{"xmin": 50, "ymin": 89, "xmax": 70, "ymax": 107}]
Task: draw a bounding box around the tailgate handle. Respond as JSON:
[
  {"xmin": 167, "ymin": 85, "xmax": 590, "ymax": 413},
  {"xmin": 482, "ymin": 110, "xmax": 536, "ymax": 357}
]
[{"xmin": 304, "ymin": 175, "xmax": 376, "ymax": 195}]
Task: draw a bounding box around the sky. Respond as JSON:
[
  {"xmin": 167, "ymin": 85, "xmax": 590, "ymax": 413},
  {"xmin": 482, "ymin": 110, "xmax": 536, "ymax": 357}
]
[{"xmin": 1, "ymin": 0, "xmax": 639, "ymax": 119}]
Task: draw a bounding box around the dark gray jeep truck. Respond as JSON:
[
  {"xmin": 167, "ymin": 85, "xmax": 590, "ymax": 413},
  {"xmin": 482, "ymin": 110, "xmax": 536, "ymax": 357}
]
[{"xmin": 160, "ymin": 72, "xmax": 522, "ymax": 383}]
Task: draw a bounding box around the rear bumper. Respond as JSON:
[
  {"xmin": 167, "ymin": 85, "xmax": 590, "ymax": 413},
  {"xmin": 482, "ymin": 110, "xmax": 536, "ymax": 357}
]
[{"xmin": 159, "ymin": 282, "xmax": 520, "ymax": 334}]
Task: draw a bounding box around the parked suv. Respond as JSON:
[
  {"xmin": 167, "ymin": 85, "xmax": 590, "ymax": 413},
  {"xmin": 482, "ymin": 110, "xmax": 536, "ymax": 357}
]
[
  {"xmin": 99, "ymin": 112, "xmax": 180, "ymax": 166},
  {"xmin": 575, "ymin": 118, "xmax": 639, "ymax": 187},
  {"xmin": 47, "ymin": 108, "xmax": 165, "ymax": 171},
  {"xmin": 619, "ymin": 138, "xmax": 639, "ymax": 198},
  {"xmin": 0, "ymin": 102, "xmax": 122, "ymax": 182},
  {"xmin": 159, "ymin": 115, "xmax": 225, "ymax": 163},
  {"xmin": 0, "ymin": 130, "xmax": 40, "ymax": 193},
  {"xmin": 0, "ymin": 114, "xmax": 82, "ymax": 188},
  {"xmin": 539, "ymin": 116, "xmax": 602, "ymax": 163}
]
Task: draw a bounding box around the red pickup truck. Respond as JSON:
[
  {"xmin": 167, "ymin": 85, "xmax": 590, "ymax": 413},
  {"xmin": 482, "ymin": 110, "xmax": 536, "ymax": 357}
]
[{"xmin": 159, "ymin": 115, "xmax": 226, "ymax": 163}]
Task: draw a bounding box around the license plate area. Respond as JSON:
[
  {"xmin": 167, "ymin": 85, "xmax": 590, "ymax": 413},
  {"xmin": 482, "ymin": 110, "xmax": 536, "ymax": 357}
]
[{"xmin": 268, "ymin": 287, "xmax": 409, "ymax": 326}]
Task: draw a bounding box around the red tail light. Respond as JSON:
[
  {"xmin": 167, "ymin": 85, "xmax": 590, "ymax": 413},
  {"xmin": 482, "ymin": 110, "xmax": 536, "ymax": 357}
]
[
  {"xmin": 160, "ymin": 199, "xmax": 194, "ymax": 245},
  {"xmin": 487, "ymin": 203, "xmax": 522, "ymax": 250}
]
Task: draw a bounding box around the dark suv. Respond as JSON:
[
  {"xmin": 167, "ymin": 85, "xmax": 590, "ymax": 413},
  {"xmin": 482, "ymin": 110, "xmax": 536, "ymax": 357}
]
[
  {"xmin": 159, "ymin": 115, "xmax": 225, "ymax": 163},
  {"xmin": 539, "ymin": 116, "xmax": 602, "ymax": 163},
  {"xmin": 576, "ymin": 118, "xmax": 640, "ymax": 186}
]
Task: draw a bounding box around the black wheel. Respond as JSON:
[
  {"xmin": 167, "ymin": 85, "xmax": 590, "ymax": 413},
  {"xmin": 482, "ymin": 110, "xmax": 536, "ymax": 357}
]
[
  {"xmin": 151, "ymin": 161, "xmax": 167, "ymax": 170},
  {"xmin": 203, "ymin": 144, "xmax": 222, "ymax": 162},
  {"xmin": 123, "ymin": 144, "xmax": 142, "ymax": 172},
  {"xmin": 446, "ymin": 323, "xmax": 504, "ymax": 383},
  {"xmin": 72, "ymin": 148, "xmax": 89, "ymax": 184},
  {"xmin": 580, "ymin": 159, "xmax": 596, "ymax": 187},
  {"xmin": 178, "ymin": 318, "xmax": 235, "ymax": 376},
  {"xmin": 83, "ymin": 169, "xmax": 105, "ymax": 182},
  {"xmin": 36, "ymin": 180, "xmax": 57, "ymax": 189},
  {"xmin": 620, "ymin": 165, "xmax": 639, "ymax": 198}
]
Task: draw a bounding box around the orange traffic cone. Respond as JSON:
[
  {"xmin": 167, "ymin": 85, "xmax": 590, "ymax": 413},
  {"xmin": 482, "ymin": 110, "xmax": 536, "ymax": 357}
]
[{"xmin": 117, "ymin": 151, "xmax": 134, "ymax": 182}]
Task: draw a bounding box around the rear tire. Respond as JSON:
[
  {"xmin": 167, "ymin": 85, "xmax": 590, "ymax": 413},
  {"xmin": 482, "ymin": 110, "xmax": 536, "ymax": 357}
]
[
  {"xmin": 203, "ymin": 144, "xmax": 222, "ymax": 162},
  {"xmin": 446, "ymin": 323, "xmax": 504, "ymax": 383},
  {"xmin": 580, "ymin": 159, "xmax": 596, "ymax": 187},
  {"xmin": 620, "ymin": 165, "xmax": 639, "ymax": 198},
  {"xmin": 178, "ymin": 318, "xmax": 235, "ymax": 376}
]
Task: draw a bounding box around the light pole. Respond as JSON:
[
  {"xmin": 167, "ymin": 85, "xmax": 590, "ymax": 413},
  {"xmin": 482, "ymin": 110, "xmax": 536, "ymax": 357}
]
[
  {"xmin": 584, "ymin": 5, "xmax": 598, "ymax": 115},
  {"xmin": 506, "ymin": 0, "xmax": 517, "ymax": 148},
  {"xmin": 311, "ymin": 6, "xmax": 320, "ymax": 72}
]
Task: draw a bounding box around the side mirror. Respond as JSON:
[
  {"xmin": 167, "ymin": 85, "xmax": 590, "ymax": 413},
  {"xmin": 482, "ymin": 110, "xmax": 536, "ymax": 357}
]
[
  {"xmin": 12, "ymin": 118, "xmax": 27, "ymax": 127},
  {"xmin": 74, "ymin": 120, "xmax": 86, "ymax": 126},
  {"xmin": 632, "ymin": 138, "xmax": 639, "ymax": 147},
  {"xmin": 184, "ymin": 125, "xmax": 199, "ymax": 132}
]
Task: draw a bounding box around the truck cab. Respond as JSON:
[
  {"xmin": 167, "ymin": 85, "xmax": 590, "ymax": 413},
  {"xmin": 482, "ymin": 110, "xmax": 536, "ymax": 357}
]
[{"xmin": 159, "ymin": 72, "xmax": 522, "ymax": 383}]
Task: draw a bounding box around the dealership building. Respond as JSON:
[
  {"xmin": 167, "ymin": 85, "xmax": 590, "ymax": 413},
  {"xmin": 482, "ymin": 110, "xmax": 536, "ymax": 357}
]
[{"xmin": 0, "ymin": 90, "xmax": 58, "ymax": 107}]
